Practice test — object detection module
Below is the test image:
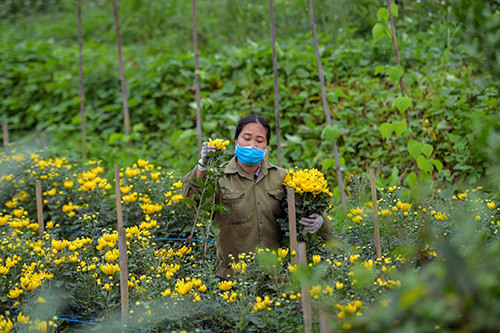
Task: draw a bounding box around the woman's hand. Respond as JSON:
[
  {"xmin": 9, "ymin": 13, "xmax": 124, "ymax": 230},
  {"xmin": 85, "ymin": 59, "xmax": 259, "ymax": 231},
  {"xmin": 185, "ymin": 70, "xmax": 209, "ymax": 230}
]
[
  {"xmin": 198, "ymin": 142, "xmax": 217, "ymax": 172},
  {"xmin": 298, "ymin": 213, "xmax": 323, "ymax": 233}
]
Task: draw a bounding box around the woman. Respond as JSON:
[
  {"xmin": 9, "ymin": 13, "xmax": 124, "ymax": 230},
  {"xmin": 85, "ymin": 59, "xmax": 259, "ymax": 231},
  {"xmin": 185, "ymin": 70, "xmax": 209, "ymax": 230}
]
[{"xmin": 182, "ymin": 115, "xmax": 332, "ymax": 277}]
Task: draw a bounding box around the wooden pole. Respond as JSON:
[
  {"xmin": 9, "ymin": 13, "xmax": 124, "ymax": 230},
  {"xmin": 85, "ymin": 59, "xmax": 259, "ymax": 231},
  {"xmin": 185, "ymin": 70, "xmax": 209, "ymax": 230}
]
[
  {"xmin": 287, "ymin": 187, "xmax": 298, "ymax": 264},
  {"xmin": 112, "ymin": 0, "xmax": 131, "ymax": 141},
  {"xmin": 36, "ymin": 181, "xmax": 44, "ymax": 239},
  {"xmin": 192, "ymin": 0, "xmax": 203, "ymax": 153},
  {"xmin": 298, "ymin": 242, "xmax": 312, "ymax": 333},
  {"xmin": 306, "ymin": 0, "xmax": 347, "ymax": 212},
  {"xmin": 269, "ymin": 0, "xmax": 282, "ymax": 167},
  {"xmin": 2, "ymin": 119, "xmax": 9, "ymax": 155},
  {"xmin": 320, "ymin": 307, "xmax": 335, "ymax": 333},
  {"xmin": 115, "ymin": 165, "xmax": 129, "ymax": 328},
  {"xmin": 77, "ymin": 0, "xmax": 87, "ymax": 160},
  {"xmin": 369, "ymin": 169, "xmax": 382, "ymax": 259}
]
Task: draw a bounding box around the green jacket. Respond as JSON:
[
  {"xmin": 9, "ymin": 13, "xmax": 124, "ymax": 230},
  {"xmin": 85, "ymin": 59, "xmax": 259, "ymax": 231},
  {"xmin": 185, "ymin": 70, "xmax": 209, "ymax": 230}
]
[{"xmin": 182, "ymin": 156, "xmax": 332, "ymax": 277}]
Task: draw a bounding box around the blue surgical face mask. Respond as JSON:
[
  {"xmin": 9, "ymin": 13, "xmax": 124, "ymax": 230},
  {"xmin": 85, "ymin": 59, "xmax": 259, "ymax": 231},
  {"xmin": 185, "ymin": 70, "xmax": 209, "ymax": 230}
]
[{"xmin": 235, "ymin": 144, "xmax": 267, "ymax": 166}]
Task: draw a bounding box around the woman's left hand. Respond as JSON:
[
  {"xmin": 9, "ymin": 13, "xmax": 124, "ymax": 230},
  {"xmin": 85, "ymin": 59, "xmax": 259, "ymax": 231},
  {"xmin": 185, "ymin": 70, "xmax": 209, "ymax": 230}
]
[{"xmin": 298, "ymin": 213, "xmax": 323, "ymax": 233}]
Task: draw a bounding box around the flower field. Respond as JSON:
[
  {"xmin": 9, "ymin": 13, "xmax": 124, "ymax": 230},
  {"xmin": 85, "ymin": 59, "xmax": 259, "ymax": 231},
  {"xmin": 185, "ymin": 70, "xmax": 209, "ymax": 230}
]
[{"xmin": 1, "ymin": 150, "xmax": 500, "ymax": 332}]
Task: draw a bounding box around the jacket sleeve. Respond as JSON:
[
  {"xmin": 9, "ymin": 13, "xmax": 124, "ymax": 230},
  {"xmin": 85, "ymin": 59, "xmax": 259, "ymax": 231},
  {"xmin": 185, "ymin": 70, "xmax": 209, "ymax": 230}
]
[
  {"xmin": 181, "ymin": 166, "xmax": 202, "ymax": 200},
  {"xmin": 318, "ymin": 212, "xmax": 333, "ymax": 241}
]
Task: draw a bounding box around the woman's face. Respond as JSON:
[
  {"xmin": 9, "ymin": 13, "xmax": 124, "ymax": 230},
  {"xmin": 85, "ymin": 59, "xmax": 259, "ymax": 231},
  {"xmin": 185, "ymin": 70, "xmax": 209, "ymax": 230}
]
[{"xmin": 235, "ymin": 122, "xmax": 268, "ymax": 150}]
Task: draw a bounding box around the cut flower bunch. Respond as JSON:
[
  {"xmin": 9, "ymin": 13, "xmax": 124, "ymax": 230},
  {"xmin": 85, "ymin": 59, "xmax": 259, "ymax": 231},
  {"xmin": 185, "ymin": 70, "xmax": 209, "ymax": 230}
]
[{"xmin": 279, "ymin": 168, "xmax": 334, "ymax": 249}]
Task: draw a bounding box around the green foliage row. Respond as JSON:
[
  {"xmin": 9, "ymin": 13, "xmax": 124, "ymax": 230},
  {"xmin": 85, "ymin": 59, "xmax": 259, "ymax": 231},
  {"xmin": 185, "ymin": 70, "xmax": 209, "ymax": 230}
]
[
  {"xmin": 0, "ymin": 0, "xmax": 449, "ymax": 53},
  {"xmin": 2, "ymin": 26, "xmax": 498, "ymax": 188}
]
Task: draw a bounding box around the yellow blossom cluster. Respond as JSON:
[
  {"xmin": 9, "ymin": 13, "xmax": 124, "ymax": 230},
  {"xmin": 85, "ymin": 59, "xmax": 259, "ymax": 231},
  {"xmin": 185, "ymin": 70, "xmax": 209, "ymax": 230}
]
[
  {"xmin": 336, "ymin": 299, "xmax": 363, "ymax": 320},
  {"xmin": 282, "ymin": 168, "xmax": 333, "ymax": 196},
  {"xmin": 220, "ymin": 291, "xmax": 239, "ymax": 303},
  {"xmin": 77, "ymin": 166, "xmax": 111, "ymax": 192},
  {"xmin": 231, "ymin": 260, "xmax": 248, "ymax": 273},
  {"xmin": 62, "ymin": 202, "xmax": 81, "ymax": 218},
  {"xmin": 218, "ymin": 280, "xmax": 235, "ymax": 291},
  {"xmin": 251, "ymin": 295, "xmax": 273, "ymax": 313},
  {"xmin": 348, "ymin": 207, "xmax": 364, "ymax": 223},
  {"xmin": 0, "ymin": 315, "xmax": 13, "ymax": 332},
  {"xmin": 208, "ymin": 138, "xmax": 230, "ymax": 151}
]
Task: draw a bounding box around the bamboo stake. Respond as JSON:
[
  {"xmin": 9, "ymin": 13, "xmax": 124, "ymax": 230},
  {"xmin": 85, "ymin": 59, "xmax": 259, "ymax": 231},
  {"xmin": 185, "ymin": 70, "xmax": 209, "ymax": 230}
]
[
  {"xmin": 77, "ymin": 0, "xmax": 86, "ymax": 159},
  {"xmin": 298, "ymin": 242, "xmax": 312, "ymax": 333},
  {"xmin": 287, "ymin": 187, "xmax": 298, "ymax": 264},
  {"xmin": 36, "ymin": 181, "xmax": 44, "ymax": 239},
  {"xmin": 2, "ymin": 119, "xmax": 9, "ymax": 155},
  {"xmin": 114, "ymin": 165, "xmax": 129, "ymax": 329},
  {"xmin": 112, "ymin": 0, "xmax": 131, "ymax": 140},
  {"xmin": 369, "ymin": 169, "xmax": 382, "ymax": 259},
  {"xmin": 268, "ymin": 0, "xmax": 282, "ymax": 167},
  {"xmin": 192, "ymin": 0, "xmax": 203, "ymax": 153},
  {"xmin": 306, "ymin": 0, "xmax": 347, "ymax": 212},
  {"xmin": 320, "ymin": 307, "xmax": 335, "ymax": 333}
]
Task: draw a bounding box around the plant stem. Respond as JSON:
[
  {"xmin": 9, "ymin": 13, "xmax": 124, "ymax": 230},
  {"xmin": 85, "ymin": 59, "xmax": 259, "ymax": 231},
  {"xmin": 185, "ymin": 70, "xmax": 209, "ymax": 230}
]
[{"xmin": 386, "ymin": 0, "xmax": 419, "ymax": 178}]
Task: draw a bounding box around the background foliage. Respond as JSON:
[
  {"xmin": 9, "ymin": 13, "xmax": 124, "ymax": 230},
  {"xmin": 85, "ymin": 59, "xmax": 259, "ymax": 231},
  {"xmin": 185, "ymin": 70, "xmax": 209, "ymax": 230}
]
[{"xmin": 1, "ymin": 0, "xmax": 499, "ymax": 194}]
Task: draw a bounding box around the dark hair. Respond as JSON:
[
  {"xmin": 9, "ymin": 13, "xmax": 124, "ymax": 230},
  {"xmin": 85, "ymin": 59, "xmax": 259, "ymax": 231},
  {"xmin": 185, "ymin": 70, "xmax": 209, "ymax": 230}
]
[{"xmin": 234, "ymin": 114, "xmax": 271, "ymax": 144}]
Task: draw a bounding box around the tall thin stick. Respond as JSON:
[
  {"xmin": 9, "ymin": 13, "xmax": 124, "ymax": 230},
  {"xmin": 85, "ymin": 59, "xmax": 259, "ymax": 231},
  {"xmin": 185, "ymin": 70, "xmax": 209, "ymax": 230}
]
[
  {"xmin": 298, "ymin": 242, "xmax": 312, "ymax": 333},
  {"xmin": 287, "ymin": 187, "xmax": 298, "ymax": 264},
  {"xmin": 2, "ymin": 120, "xmax": 9, "ymax": 155},
  {"xmin": 319, "ymin": 307, "xmax": 334, "ymax": 333},
  {"xmin": 269, "ymin": 0, "xmax": 282, "ymax": 167},
  {"xmin": 36, "ymin": 181, "xmax": 44, "ymax": 239},
  {"xmin": 307, "ymin": 0, "xmax": 347, "ymax": 212},
  {"xmin": 192, "ymin": 0, "xmax": 203, "ymax": 153},
  {"xmin": 77, "ymin": 0, "xmax": 87, "ymax": 159},
  {"xmin": 115, "ymin": 165, "xmax": 129, "ymax": 328},
  {"xmin": 369, "ymin": 169, "xmax": 382, "ymax": 258},
  {"xmin": 112, "ymin": 0, "xmax": 131, "ymax": 139}
]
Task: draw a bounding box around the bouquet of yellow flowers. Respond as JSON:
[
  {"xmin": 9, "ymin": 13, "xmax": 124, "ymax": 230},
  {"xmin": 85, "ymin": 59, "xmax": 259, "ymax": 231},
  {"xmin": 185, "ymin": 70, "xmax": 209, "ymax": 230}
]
[{"xmin": 278, "ymin": 168, "xmax": 333, "ymax": 249}]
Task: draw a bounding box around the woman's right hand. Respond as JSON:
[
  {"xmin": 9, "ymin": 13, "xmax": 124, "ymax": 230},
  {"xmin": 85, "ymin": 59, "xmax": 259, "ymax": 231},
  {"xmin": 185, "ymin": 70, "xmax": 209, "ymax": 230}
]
[{"xmin": 198, "ymin": 142, "xmax": 217, "ymax": 171}]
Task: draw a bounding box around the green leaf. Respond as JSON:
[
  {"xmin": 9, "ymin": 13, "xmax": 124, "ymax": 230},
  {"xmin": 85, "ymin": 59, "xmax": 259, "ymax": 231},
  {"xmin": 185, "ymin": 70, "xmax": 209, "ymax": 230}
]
[
  {"xmin": 408, "ymin": 172, "xmax": 418, "ymax": 188},
  {"xmin": 394, "ymin": 119, "xmax": 407, "ymax": 136},
  {"xmin": 372, "ymin": 23, "xmax": 387, "ymax": 43},
  {"xmin": 417, "ymin": 155, "xmax": 433, "ymax": 173},
  {"xmin": 377, "ymin": 7, "xmax": 389, "ymax": 22},
  {"xmin": 285, "ymin": 134, "xmax": 302, "ymax": 144},
  {"xmin": 421, "ymin": 143, "xmax": 434, "ymax": 158},
  {"xmin": 326, "ymin": 92, "xmax": 339, "ymax": 103},
  {"xmin": 333, "ymin": 186, "xmax": 341, "ymax": 201},
  {"xmin": 374, "ymin": 65, "xmax": 386, "ymax": 76},
  {"xmin": 391, "ymin": 3, "xmax": 398, "ymax": 17},
  {"xmin": 407, "ymin": 140, "xmax": 421, "ymax": 159},
  {"xmin": 109, "ymin": 132, "xmax": 124, "ymax": 144},
  {"xmin": 387, "ymin": 65, "xmax": 403, "ymax": 84},
  {"xmin": 393, "ymin": 96, "xmax": 412, "ymax": 114},
  {"xmin": 389, "ymin": 166, "xmax": 399, "ymax": 186},
  {"xmin": 322, "ymin": 125, "xmax": 340, "ymax": 141},
  {"xmin": 352, "ymin": 264, "xmax": 376, "ymax": 289},
  {"xmin": 380, "ymin": 122, "xmax": 393, "ymax": 140},
  {"xmin": 321, "ymin": 158, "xmax": 335, "ymax": 171},
  {"xmin": 71, "ymin": 115, "xmax": 81, "ymax": 126},
  {"xmin": 432, "ymin": 159, "xmax": 443, "ymax": 172},
  {"xmin": 420, "ymin": 171, "xmax": 432, "ymax": 183},
  {"xmin": 335, "ymin": 87, "xmax": 347, "ymax": 99}
]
